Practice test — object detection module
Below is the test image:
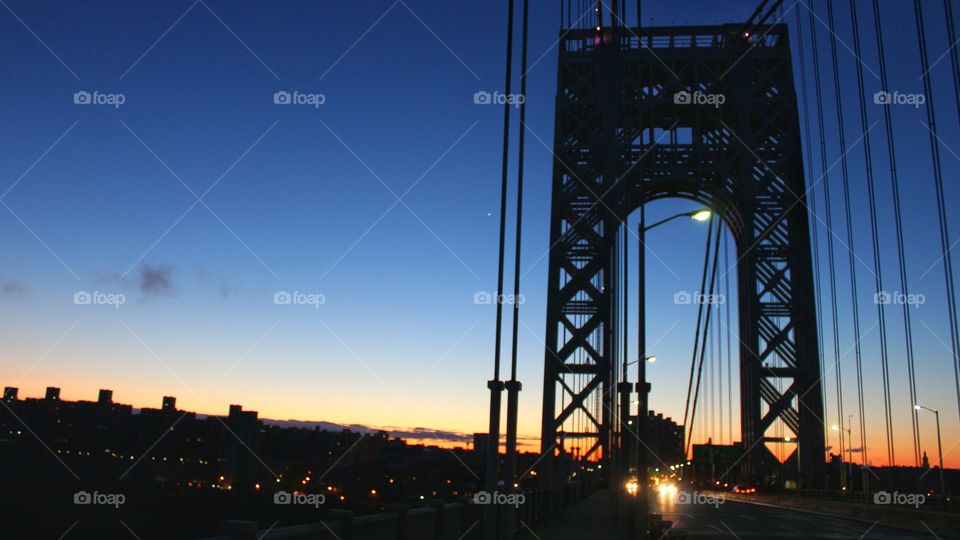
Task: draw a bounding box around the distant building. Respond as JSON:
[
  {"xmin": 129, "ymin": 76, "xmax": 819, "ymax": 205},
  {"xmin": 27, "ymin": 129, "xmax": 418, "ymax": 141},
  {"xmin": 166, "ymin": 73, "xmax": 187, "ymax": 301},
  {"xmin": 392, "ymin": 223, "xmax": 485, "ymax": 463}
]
[{"xmin": 473, "ymin": 433, "xmax": 490, "ymax": 454}]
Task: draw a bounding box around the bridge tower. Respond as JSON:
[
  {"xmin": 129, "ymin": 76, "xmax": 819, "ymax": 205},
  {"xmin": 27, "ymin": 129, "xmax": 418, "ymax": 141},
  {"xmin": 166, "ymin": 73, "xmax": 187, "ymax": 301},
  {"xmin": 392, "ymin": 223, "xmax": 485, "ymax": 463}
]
[{"xmin": 539, "ymin": 23, "xmax": 825, "ymax": 486}]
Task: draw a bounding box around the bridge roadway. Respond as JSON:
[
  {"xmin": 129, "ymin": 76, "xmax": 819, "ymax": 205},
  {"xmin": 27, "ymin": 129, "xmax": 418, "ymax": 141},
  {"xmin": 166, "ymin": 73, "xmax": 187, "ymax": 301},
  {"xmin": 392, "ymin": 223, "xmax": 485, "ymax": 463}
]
[{"xmin": 516, "ymin": 489, "xmax": 959, "ymax": 539}]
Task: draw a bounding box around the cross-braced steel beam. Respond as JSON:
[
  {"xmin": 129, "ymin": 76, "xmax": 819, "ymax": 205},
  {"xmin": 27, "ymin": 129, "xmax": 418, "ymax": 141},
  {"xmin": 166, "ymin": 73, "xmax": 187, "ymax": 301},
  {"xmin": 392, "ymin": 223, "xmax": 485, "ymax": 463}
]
[{"xmin": 540, "ymin": 24, "xmax": 825, "ymax": 487}]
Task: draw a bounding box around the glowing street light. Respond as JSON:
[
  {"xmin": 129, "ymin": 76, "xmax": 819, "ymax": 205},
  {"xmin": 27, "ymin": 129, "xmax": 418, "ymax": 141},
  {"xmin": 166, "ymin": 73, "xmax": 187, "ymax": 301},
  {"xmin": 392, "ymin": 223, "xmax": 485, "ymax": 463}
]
[
  {"xmin": 690, "ymin": 209, "xmax": 712, "ymax": 222},
  {"xmin": 642, "ymin": 208, "xmax": 713, "ymax": 232},
  {"xmin": 915, "ymin": 404, "xmax": 947, "ymax": 498},
  {"xmin": 627, "ymin": 355, "xmax": 657, "ymax": 366}
]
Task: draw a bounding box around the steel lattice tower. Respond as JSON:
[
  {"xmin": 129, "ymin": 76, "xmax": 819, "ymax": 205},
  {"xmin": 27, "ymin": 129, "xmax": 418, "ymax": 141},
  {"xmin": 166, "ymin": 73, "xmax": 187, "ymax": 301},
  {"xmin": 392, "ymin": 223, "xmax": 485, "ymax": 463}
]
[{"xmin": 540, "ymin": 24, "xmax": 825, "ymax": 486}]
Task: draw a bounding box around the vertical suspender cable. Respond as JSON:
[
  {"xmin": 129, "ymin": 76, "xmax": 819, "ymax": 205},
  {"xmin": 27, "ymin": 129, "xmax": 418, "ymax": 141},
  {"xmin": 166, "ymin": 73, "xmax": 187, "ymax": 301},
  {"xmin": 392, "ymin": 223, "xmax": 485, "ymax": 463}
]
[
  {"xmin": 945, "ymin": 0, "xmax": 960, "ymax": 127},
  {"xmin": 687, "ymin": 220, "xmax": 723, "ymax": 457},
  {"xmin": 914, "ymin": 0, "xmax": 960, "ymax": 425},
  {"xmin": 849, "ymin": 0, "xmax": 888, "ymax": 468},
  {"xmin": 725, "ymin": 233, "xmax": 733, "ymax": 444},
  {"xmin": 508, "ymin": 0, "xmax": 529, "ymax": 408},
  {"xmin": 623, "ymin": 224, "xmax": 629, "ymax": 388},
  {"xmin": 872, "ymin": 0, "xmax": 912, "ymax": 467},
  {"xmin": 501, "ymin": 0, "xmax": 529, "ymax": 537},
  {"xmin": 796, "ymin": 6, "xmax": 830, "ymax": 452},
  {"xmin": 946, "ymin": 0, "xmax": 960, "ymax": 421},
  {"xmin": 682, "ymin": 220, "xmax": 716, "ymax": 444},
  {"xmin": 826, "ymin": 0, "xmax": 867, "ymax": 470},
  {"xmin": 714, "ymin": 276, "xmax": 722, "ymax": 444},
  {"xmin": 490, "ymin": 0, "xmax": 515, "ymax": 412},
  {"xmin": 706, "ymin": 310, "xmax": 712, "ymax": 442},
  {"xmin": 808, "ymin": 3, "xmax": 846, "ymax": 466},
  {"xmin": 485, "ymin": 1, "xmax": 515, "ymax": 537},
  {"xmin": 717, "ymin": 239, "xmax": 724, "ymax": 445}
]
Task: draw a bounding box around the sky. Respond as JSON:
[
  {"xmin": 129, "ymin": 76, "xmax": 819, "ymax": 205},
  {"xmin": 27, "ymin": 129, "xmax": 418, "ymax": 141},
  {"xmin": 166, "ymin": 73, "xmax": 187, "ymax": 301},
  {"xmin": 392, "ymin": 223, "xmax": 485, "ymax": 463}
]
[{"xmin": 1, "ymin": 0, "xmax": 960, "ymax": 468}]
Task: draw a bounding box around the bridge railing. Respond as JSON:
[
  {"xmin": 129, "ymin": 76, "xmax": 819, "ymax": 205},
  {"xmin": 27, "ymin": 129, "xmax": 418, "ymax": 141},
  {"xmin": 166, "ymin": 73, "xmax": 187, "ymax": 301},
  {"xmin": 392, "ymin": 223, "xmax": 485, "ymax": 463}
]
[
  {"xmin": 198, "ymin": 469, "xmax": 601, "ymax": 540},
  {"xmin": 560, "ymin": 25, "xmax": 786, "ymax": 54}
]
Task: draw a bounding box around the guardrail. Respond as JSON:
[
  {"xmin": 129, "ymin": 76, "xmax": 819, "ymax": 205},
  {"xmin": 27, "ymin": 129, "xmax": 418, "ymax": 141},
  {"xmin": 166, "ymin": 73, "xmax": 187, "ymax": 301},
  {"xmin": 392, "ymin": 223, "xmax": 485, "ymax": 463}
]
[{"xmin": 198, "ymin": 471, "xmax": 601, "ymax": 540}]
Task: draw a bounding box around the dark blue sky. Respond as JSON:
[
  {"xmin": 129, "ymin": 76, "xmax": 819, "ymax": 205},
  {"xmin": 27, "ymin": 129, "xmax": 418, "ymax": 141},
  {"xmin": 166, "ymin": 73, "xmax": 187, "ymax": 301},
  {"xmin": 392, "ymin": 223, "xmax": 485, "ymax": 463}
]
[{"xmin": 1, "ymin": 0, "xmax": 958, "ymax": 464}]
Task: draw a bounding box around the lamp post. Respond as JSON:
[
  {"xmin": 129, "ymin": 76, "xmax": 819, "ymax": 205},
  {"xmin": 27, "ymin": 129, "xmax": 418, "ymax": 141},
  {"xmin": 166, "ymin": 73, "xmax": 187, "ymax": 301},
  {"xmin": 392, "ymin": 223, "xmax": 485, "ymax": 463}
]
[
  {"xmin": 633, "ymin": 206, "xmax": 710, "ymax": 536},
  {"xmin": 915, "ymin": 404, "xmax": 946, "ymax": 499},
  {"xmin": 831, "ymin": 417, "xmax": 853, "ymax": 490},
  {"xmin": 830, "ymin": 415, "xmax": 853, "ymax": 490}
]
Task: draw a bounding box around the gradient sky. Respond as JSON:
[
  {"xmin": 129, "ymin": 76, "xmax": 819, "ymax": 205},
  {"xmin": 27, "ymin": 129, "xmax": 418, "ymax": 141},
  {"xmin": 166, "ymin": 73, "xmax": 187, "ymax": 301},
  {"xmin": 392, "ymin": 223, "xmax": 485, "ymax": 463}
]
[{"xmin": 2, "ymin": 0, "xmax": 960, "ymax": 468}]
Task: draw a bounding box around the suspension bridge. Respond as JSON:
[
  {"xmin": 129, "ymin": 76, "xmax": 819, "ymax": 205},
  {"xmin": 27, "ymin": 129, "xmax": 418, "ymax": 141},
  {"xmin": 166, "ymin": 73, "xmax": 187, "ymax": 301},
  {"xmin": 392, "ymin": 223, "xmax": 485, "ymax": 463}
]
[{"xmin": 199, "ymin": 0, "xmax": 960, "ymax": 538}]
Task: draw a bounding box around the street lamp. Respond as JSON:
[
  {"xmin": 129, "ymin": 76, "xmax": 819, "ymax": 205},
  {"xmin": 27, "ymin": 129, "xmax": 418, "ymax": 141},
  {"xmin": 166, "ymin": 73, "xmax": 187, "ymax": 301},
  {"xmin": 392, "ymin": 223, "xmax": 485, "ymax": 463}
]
[
  {"xmin": 629, "ymin": 206, "xmax": 712, "ymax": 535},
  {"xmin": 915, "ymin": 404, "xmax": 946, "ymax": 498},
  {"xmin": 642, "ymin": 208, "xmax": 712, "ymax": 232},
  {"xmin": 627, "ymin": 355, "xmax": 657, "ymax": 366},
  {"xmin": 831, "ymin": 418, "xmax": 853, "ymax": 490}
]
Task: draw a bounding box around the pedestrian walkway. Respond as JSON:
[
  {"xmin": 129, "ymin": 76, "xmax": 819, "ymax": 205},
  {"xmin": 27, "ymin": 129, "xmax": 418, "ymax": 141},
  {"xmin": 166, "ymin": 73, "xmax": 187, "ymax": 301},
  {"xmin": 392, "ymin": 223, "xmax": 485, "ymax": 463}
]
[{"xmin": 515, "ymin": 489, "xmax": 618, "ymax": 539}]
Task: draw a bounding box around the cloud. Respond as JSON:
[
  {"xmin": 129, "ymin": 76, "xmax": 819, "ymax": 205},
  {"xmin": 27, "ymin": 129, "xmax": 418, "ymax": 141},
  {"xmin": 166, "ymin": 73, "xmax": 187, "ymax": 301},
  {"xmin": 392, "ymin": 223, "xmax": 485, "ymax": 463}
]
[
  {"xmin": 139, "ymin": 264, "xmax": 175, "ymax": 296},
  {"xmin": 261, "ymin": 419, "xmax": 539, "ymax": 448},
  {"xmin": 0, "ymin": 279, "xmax": 26, "ymax": 299},
  {"xmin": 196, "ymin": 270, "xmax": 254, "ymax": 302},
  {"xmin": 385, "ymin": 426, "xmax": 474, "ymax": 443}
]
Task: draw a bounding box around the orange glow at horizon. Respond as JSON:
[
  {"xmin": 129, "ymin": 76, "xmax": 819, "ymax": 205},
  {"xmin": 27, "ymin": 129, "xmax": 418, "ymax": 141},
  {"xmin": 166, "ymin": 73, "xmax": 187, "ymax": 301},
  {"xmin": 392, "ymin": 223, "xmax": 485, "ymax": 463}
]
[{"xmin": 6, "ymin": 377, "xmax": 958, "ymax": 470}]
